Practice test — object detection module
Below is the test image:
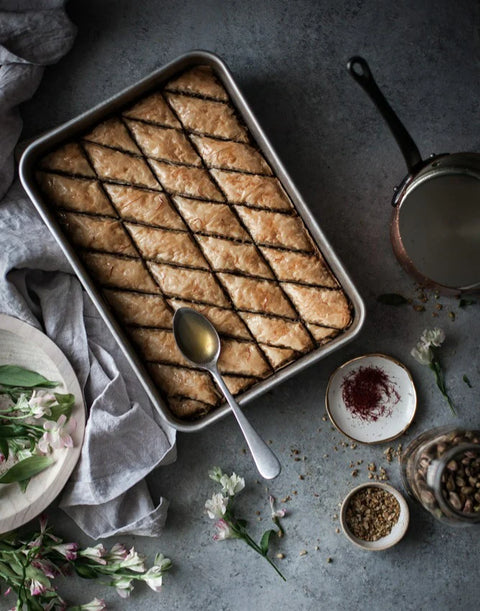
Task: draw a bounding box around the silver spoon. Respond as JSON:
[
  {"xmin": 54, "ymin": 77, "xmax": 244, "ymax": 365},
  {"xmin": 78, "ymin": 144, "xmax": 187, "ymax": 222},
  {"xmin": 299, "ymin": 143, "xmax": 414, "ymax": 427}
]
[{"xmin": 173, "ymin": 307, "xmax": 281, "ymax": 480}]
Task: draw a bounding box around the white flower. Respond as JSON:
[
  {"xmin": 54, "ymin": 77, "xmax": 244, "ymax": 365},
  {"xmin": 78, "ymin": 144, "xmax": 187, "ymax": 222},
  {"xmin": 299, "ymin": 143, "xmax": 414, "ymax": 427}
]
[
  {"xmin": 119, "ymin": 547, "xmax": 146, "ymax": 573},
  {"xmin": 205, "ymin": 493, "xmax": 228, "ymax": 519},
  {"xmin": 113, "ymin": 576, "xmax": 134, "ymax": 599},
  {"xmin": 269, "ymin": 495, "xmax": 286, "ymax": 519},
  {"xmin": 38, "ymin": 414, "xmax": 76, "ymax": 453},
  {"xmin": 143, "ymin": 565, "xmax": 164, "ymax": 592},
  {"xmin": 28, "ymin": 391, "xmax": 56, "ymax": 418},
  {"xmin": 78, "ymin": 599, "xmax": 106, "ymax": 611},
  {"xmin": 421, "ymin": 327, "xmax": 445, "ymax": 348},
  {"xmin": 219, "ymin": 473, "xmax": 245, "ymax": 497},
  {"xmin": 78, "ymin": 544, "xmax": 107, "ymax": 565},
  {"xmin": 208, "ymin": 466, "xmax": 223, "ymax": 483},
  {"xmin": 213, "ymin": 518, "xmax": 237, "ymax": 541},
  {"xmin": 411, "ymin": 342, "xmax": 433, "ymax": 365}
]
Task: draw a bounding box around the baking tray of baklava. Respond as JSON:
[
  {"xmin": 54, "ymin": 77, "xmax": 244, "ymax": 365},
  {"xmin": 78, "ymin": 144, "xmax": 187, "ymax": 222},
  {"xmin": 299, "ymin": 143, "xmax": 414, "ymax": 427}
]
[{"xmin": 20, "ymin": 50, "xmax": 365, "ymax": 432}]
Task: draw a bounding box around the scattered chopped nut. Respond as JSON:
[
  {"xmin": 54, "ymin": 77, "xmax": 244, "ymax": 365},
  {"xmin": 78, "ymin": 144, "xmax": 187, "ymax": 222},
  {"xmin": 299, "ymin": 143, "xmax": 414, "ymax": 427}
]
[
  {"xmin": 351, "ymin": 469, "xmax": 359, "ymax": 477},
  {"xmin": 299, "ymin": 550, "xmax": 308, "ymax": 556},
  {"xmin": 276, "ymin": 553, "xmax": 285, "ymax": 559},
  {"xmin": 299, "ymin": 474, "xmax": 304, "ymax": 480},
  {"xmin": 368, "ymin": 462, "xmax": 377, "ymax": 472},
  {"xmin": 281, "ymin": 496, "xmax": 291, "ymax": 503},
  {"xmin": 335, "ymin": 528, "xmax": 340, "ymax": 534},
  {"xmin": 326, "ymin": 557, "xmax": 332, "ymax": 563}
]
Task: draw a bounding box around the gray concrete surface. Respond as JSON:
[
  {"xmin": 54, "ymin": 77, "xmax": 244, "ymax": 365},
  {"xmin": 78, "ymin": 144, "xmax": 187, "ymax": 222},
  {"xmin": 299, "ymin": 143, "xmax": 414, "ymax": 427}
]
[{"xmin": 9, "ymin": 0, "xmax": 480, "ymax": 609}]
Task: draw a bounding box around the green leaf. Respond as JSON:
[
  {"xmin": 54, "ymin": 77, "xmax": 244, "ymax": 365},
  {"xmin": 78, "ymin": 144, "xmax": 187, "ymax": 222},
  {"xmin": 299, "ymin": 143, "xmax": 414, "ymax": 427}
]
[
  {"xmin": 459, "ymin": 298, "xmax": 477, "ymax": 308},
  {"xmin": 463, "ymin": 374, "xmax": 473, "ymax": 388},
  {"xmin": 0, "ymin": 365, "xmax": 58, "ymax": 389},
  {"xmin": 0, "ymin": 456, "xmax": 54, "ymax": 484},
  {"xmin": 49, "ymin": 393, "xmax": 75, "ymax": 421},
  {"xmin": 74, "ymin": 563, "xmax": 99, "ymax": 579},
  {"xmin": 377, "ymin": 293, "xmax": 409, "ymax": 306},
  {"xmin": 260, "ymin": 529, "xmax": 275, "ymax": 555},
  {"xmin": 0, "ymin": 424, "xmax": 30, "ymax": 440}
]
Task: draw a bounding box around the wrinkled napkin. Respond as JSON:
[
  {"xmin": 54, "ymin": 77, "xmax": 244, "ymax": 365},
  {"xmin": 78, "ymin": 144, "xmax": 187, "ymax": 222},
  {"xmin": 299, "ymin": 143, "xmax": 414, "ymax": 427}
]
[{"xmin": 0, "ymin": 0, "xmax": 176, "ymax": 538}]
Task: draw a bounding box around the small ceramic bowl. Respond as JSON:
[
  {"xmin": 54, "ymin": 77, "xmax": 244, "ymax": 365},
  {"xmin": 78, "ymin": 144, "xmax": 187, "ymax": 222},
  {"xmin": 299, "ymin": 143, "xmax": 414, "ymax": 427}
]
[
  {"xmin": 340, "ymin": 482, "xmax": 410, "ymax": 551},
  {"xmin": 326, "ymin": 353, "xmax": 417, "ymax": 444}
]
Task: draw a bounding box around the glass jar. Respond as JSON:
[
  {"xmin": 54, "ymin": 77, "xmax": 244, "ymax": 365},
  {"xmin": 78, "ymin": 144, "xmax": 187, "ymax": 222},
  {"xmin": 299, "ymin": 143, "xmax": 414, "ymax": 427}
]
[{"xmin": 401, "ymin": 426, "xmax": 480, "ymax": 526}]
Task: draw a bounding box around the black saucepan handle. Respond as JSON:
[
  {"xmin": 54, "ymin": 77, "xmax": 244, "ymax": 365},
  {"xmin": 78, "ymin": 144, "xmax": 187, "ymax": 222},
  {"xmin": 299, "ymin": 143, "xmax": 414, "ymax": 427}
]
[{"xmin": 347, "ymin": 56, "xmax": 422, "ymax": 173}]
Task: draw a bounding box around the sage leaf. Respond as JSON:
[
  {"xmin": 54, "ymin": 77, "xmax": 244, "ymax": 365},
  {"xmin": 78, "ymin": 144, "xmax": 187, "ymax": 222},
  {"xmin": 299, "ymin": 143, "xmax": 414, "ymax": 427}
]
[
  {"xmin": 0, "ymin": 424, "xmax": 29, "ymax": 439},
  {"xmin": 0, "ymin": 455, "xmax": 53, "ymax": 484},
  {"xmin": 459, "ymin": 298, "xmax": 476, "ymax": 308},
  {"xmin": 0, "ymin": 365, "xmax": 58, "ymax": 389},
  {"xmin": 377, "ymin": 293, "xmax": 408, "ymax": 306},
  {"xmin": 463, "ymin": 374, "xmax": 472, "ymax": 388},
  {"xmin": 260, "ymin": 529, "xmax": 275, "ymax": 555}
]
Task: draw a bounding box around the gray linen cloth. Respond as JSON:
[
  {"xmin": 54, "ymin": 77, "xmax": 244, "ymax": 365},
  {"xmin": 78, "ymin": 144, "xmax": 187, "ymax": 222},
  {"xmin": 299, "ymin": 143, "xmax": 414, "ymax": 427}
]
[{"xmin": 0, "ymin": 1, "xmax": 177, "ymax": 538}]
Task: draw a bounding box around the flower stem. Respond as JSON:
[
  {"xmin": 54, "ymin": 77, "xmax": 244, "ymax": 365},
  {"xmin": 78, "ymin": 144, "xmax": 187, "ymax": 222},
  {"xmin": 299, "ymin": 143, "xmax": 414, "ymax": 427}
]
[{"xmin": 237, "ymin": 530, "xmax": 286, "ymax": 581}]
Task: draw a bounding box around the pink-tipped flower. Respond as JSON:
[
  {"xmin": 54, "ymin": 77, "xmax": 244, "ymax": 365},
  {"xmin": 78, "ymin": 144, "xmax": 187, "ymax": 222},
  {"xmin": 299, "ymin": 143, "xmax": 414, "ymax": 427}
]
[
  {"xmin": 29, "ymin": 578, "xmax": 47, "ymax": 596},
  {"xmin": 31, "ymin": 559, "xmax": 59, "ymax": 579},
  {"xmin": 79, "ymin": 544, "xmax": 107, "ymax": 565},
  {"xmin": 269, "ymin": 495, "xmax": 286, "ymax": 519},
  {"xmin": 52, "ymin": 542, "xmax": 79, "ymax": 561},
  {"xmin": 213, "ymin": 519, "xmax": 237, "ymax": 541},
  {"xmin": 107, "ymin": 542, "xmax": 129, "ymax": 563},
  {"xmin": 119, "ymin": 547, "xmax": 146, "ymax": 573},
  {"xmin": 3, "ymin": 587, "xmax": 11, "ymax": 596},
  {"xmin": 38, "ymin": 415, "xmax": 76, "ymax": 454}
]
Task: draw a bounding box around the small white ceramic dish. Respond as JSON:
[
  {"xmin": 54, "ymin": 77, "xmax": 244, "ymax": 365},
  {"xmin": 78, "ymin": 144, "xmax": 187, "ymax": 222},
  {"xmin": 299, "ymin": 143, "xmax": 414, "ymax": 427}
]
[
  {"xmin": 0, "ymin": 314, "xmax": 85, "ymax": 533},
  {"xmin": 340, "ymin": 482, "xmax": 410, "ymax": 551},
  {"xmin": 326, "ymin": 353, "xmax": 416, "ymax": 444}
]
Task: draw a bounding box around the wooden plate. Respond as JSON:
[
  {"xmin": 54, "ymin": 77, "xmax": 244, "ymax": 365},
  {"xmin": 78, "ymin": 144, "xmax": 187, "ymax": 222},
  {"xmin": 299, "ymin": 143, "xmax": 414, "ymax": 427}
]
[{"xmin": 0, "ymin": 314, "xmax": 85, "ymax": 533}]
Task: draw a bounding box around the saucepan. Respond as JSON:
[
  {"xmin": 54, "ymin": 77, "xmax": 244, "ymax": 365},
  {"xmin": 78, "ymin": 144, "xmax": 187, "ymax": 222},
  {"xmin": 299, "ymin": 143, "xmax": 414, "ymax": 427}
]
[{"xmin": 347, "ymin": 56, "xmax": 480, "ymax": 295}]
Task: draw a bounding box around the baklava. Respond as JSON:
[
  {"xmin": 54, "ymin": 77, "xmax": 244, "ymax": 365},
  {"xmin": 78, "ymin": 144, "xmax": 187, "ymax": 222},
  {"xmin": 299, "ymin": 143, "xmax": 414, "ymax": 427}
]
[{"xmin": 36, "ymin": 65, "xmax": 352, "ymax": 419}]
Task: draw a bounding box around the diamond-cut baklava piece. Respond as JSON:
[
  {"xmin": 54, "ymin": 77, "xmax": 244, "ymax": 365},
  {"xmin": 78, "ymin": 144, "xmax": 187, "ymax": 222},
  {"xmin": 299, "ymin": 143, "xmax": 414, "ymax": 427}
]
[
  {"xmin": 57, "ymin": 212, "xmax": 136, "ymax": 256},
  {"xmin": 104, "ymin": 289, "xmax": 172, "ymax": 328},
  {"xmin": 172, "ymin": 196, "xmax": 248, "ymax": 240},
  {"xmin": 36, "ymin": 172, "xmax": 115, "ymax": 216},
  {"xmin": 83, "ymin": 252, "xmax": 159, "ymax": 293},
  {"xmin": 126, "ymin": 223, "xmax": 208, "ymax": 268},
  {"xmin": 123, "ymin": 92, "xmax": 180, "ymax": 127},
  {"xmin": 39, "ymin": 142, "xmax": 94, "ymax": 177},
  {"xmin": 125, "ymin": 121, "xmax": 201, "ymax": 166},
  {"xmin": 84, "ymin": 118, "xmax": 140, "ymax": 154},
  {"xmin": 165, "ymin": 93, "xmax": 248, "ymax": 142},
  {"xmin": 190, "ymin": 135, "xmax": 272, "ymax": 175},
  {"xmin": 150, "ymin": 160, "xmax": 223, "ymax": 201},
  {"xmin": 165, "ymin": 65, "xmax": 229, "ymax": 101},
  {"xmin": 84, "ymin": 143, "xmax": 159, "ymax": 189},
  {"xmin": 196, "ymin": 235, "xmax": 273, "ymax": 278},
  {"xmin": 104, "ymin": 185, "xmax": 184, "ymax": 229},
  {"xmin": 210, "ymin": 170, "xmax": 292, "ymax": 210}
]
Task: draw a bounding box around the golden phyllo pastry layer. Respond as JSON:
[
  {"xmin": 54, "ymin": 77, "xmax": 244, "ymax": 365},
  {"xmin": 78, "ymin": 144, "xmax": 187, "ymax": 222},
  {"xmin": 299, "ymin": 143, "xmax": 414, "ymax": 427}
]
[{"xmin": 36, "ymin": 64, "xmax": 352, "ymax": 420}]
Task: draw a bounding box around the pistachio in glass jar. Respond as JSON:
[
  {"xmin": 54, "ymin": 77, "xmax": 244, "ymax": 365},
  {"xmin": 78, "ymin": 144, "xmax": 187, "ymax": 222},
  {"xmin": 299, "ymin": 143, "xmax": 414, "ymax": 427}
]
[{"xmin": 400, "ymin": 426, "xmax": 480, "ymax": 525}]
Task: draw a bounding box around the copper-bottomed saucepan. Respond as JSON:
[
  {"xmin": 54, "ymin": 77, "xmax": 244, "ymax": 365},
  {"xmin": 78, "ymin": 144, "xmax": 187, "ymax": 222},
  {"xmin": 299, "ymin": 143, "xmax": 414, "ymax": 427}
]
[{"xmin": 347, "ymin": 56, "xmax": 480, "ymax": 295}]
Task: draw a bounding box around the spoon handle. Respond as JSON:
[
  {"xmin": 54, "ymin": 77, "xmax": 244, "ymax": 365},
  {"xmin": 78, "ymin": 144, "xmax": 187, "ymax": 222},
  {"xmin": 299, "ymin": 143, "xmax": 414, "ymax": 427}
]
[{"xmin": 210, "ymin": 368, "xmax": 281, "ymax": 480}]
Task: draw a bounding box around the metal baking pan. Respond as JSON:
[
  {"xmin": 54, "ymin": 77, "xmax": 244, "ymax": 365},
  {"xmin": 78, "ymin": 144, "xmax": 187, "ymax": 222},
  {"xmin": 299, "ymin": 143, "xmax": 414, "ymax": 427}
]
[{"xmin": 19, "ymin": 50, "xmax": 365, "ymax": 432}]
